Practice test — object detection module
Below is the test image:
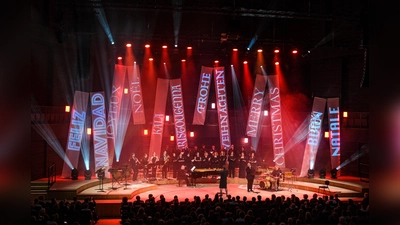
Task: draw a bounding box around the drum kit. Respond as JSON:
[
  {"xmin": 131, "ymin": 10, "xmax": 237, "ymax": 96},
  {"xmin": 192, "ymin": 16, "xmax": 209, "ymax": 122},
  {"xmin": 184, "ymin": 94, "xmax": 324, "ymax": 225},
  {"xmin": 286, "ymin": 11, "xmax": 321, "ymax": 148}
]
[{"xmin": 258, "ymin": 167, "xmax": 295, "ymax": 191}]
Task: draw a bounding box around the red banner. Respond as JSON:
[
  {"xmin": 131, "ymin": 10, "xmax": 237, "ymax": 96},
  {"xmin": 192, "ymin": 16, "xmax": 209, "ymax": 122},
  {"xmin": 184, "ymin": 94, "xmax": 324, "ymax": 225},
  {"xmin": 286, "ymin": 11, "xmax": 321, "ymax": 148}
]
[
  {"xmin": 127, "ymin": 65, "xmax": 146, "ymax": 124},
  {"xmin": 299, "ymin": 97, "xmax": 326, "ymax": 177},
  {"xmin": 267, "ymin": 75, "xmax": 285, "ymax": 168},
  {"xmin": 90, "ymin": 91, "xmax": 110, "ymax": 178},
  {"xmin": 214, "ymin": 67, "xmax": 231, "ymax": 148},
  {"xmin": 246, "ymin": 74, "xmax": 267, "ymax": 137},
  {"xmin": 327, "ymin": 97, "xmax": 340, "ymax": 173},
  {"xmin": 193, "ymin": 66, "xmax": 213, "ymax": 125},
  {"xmin": 170, "ymin": 79, "xmax": 188, "ymax": 149},
  {"xmin": 149, "ymin": 78, "xmax": 169, "ymax": 157},
  {"xmin": 61, "ymin": 91, "xmax": 89, "ymax": 178},
  {"xmin": 106, "ymin": 64, "xmax": 126, "ymax": 165}
]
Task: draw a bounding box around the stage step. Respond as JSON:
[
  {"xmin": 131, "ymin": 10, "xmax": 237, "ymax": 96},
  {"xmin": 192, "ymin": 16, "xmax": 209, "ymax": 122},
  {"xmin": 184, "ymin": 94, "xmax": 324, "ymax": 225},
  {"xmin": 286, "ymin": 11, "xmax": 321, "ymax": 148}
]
[{"xmin": 31, "ymin": 180, "xmax": 49, "ymax": 196}]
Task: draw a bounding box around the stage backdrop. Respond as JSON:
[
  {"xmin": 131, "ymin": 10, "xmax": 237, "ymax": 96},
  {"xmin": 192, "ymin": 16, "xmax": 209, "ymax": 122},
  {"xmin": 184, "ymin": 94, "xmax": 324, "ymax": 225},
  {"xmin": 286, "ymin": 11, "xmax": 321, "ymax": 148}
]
[{"xmin": 327, "ymin": 97, "xmax": 341, "ymax": 175}]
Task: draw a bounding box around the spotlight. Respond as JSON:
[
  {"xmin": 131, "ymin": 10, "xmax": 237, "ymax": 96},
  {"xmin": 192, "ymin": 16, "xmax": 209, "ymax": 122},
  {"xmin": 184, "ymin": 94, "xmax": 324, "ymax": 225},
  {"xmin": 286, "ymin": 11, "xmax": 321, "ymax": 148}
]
[
  {"xmin": 307, "ymin": 169, "xmax": 314, "ymax": 179},
  {"xmin": 319, "ymin": 168, "xmax": 326, "ymax": 179},
  {"xmin": 71, "ymin": 168, "xmax": 78, "ymax": 180},
  {"xmin": 84, "ymin": 169, "xmax": 92, "ymax": 180},
  {"xmin": 331, "ymin": 168, "xmax": 338, "ymax": 179}
]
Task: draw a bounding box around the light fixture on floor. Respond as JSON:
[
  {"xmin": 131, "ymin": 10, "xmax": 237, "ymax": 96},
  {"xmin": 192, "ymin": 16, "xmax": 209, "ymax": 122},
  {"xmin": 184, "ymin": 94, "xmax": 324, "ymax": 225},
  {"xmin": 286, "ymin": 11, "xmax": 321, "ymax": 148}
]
[
  {"xmin": 331, "ymin": 168, "xmax": 338, "ymax": 179},
  {"xmin": 308, "ymin": 169, "xmax": 314, "ymax": 179},
  {"xmin": 84, "ymin": 169, "xmax": 92, "ymax": 180},
  {"xmin": 71, "ymin": 168, "xmax": 78, "ymax": 180}
]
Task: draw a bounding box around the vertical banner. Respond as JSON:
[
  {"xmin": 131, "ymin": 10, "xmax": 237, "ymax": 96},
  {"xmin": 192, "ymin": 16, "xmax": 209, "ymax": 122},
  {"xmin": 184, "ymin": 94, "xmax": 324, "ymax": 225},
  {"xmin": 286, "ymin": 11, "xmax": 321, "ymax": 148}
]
[
  {"xmin": 327, "ymin": 97, "xmax": 341, "ymax": 174},
  {"xmin": 246, "ymin": 74, "xmax": 268, "ymax": 137},
  {"xmin": 106, "ymin": 64, "xmax": 126, "ymax": 166},
  {"xmin": 214, "ymin": 67, "xmax": 231, "ymax": 148},
  {"xmin": 61, "ymin": 91, "xmax": 89, "ymax": 178},
  {"xmin": 192, "ymin": 66, "xmax": 213, "ymax": 125},
  {"xmin": 127, "ymin": 64, "xmax": 146, "ymax": 124},
  {"xmin": 170, "ymin": 79, "xmax": 188, "ymax": 149},
  {"xmin": 149, "ymin": 78, "xmax": 169, "ymax": 158},
  {"xmin": 267, "ymin": 75, "xmax": 285, "ymax": 168},
  {"xmin": 299, "ymin": 97, "xmax": 327, "ymax": 177},
  {"xmin": 90, "ymin": 92, "xmax": 110, "ymax": 178}
]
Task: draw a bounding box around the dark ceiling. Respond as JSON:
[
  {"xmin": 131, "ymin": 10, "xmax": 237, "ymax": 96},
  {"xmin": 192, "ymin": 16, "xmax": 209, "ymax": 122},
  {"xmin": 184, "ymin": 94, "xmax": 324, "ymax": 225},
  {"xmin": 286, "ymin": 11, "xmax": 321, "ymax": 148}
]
[{"xmin": 44, "ymin": 0, "xmax": 367, "ymax": 57}]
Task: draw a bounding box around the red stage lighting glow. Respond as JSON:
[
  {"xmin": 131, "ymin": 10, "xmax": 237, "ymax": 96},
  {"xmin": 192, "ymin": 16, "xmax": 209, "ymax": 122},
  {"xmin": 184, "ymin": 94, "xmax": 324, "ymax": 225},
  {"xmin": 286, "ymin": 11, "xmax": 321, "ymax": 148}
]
[
  {"xmin": 181, "ymin": 59, "xmax": 186, "ymax": 62},
  {"xmin": 143, "ymin": 129, "xmax": 148, "ymax": 135},
  {"xmin": 214, "ymin": 60, "xmax": 219, "ymax": 63},
  {"xmin": 145, "ymin": 44, "xmax": 150, "ymax": 48},
  {"xmin": 65, "ymin": 105, "xmax": 70, "ymax": 112},
  {"xmin": 292, "ymin": 49, "xmax": 298, "ymax": 54},
  {"xmin": 233, "ymin": 48, "xmax": 238, "ymax": 51},
  {"xmin": 190, "ymin": 132, "xmax": 194, "ymax": 137},
  {"xmin": 274, "ymin": 49, "xmax": 280, "ymax": 53},
  {"xmin": 149, "ymin": 58, "xmax": 153, "ymax": 61},
  {"xmin": 243, "ymin": 61, "xmax": 248, "ymax": 64},
  {"xmin": 162, "ymin": 45, "xmax": 168, "ymax": 49},
  {"xmin": 257, "ymin": 49, "xmax": 263, "ymax": 52},
  {"xmin": 275, "ymin": 62, "xmax": 280, "ymax": 65},
  {"xmin": 126, "ymin": 43, "xmax": 132, "ymax": 47},
  {"xmin": 117, "ymin": 56, "xmax": 122, "ymax": 60},
  {"xmin": 187, "ymin": 46, "xmax": 192, "ymax": 50}
]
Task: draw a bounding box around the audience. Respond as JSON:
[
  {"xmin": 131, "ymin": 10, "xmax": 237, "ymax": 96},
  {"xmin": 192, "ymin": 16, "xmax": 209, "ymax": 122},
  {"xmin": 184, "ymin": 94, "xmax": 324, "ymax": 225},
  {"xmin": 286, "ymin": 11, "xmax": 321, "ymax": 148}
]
[{"xmin": 31, "ymin": 192, "xmax": 369, "ymax": 225}]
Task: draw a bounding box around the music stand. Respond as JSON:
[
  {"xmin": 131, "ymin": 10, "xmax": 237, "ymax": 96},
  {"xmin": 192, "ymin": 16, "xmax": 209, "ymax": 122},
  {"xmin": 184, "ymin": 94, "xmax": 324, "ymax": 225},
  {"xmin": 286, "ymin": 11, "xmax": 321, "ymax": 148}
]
[
  {"xmin": 95, "ymin": 168, "xmax": 106, "ymax": 192},
  {"xmin": 122, "ymin": 165, "xmax": 131, "ymax": 190},
  {"xmin": 108, "ymin": 168, "xmax": 121, "ymax": 190}
]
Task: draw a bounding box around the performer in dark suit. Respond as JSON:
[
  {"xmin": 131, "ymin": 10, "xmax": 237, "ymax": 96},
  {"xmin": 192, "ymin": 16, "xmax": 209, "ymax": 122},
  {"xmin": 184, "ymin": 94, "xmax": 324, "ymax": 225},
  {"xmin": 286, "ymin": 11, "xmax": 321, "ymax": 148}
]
[
  {"xmin": 270, "ymin": 165, "xmax": 282, "ymax": 190},
  {"xmin": 228, "ymin": 151, "xmax": 237, "ymax": 178},
  {"xmin": 245, "ymin": 163, "xmax": 255, "ymax": 192},
  {"xmin": 129, "ymin": 153, "xmax": 140, "ymax": 181},
  {"xmin": 219, "ymin": 166, "xmax": 228, "ymax": 195},
  {"xmin": 177, "ymin": 165, "xmax": 190, "ymax": 186},
  {"xmin": 238, "ymin": 152, "xmax": 247, "ymax": 178}
]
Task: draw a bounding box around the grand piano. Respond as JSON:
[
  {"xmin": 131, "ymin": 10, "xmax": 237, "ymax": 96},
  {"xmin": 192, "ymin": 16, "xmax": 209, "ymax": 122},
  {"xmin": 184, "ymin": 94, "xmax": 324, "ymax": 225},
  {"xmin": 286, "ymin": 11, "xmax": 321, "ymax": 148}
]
[{"xmin": 190, "ymin": 168, "xmax": 224, "ymax": 186}]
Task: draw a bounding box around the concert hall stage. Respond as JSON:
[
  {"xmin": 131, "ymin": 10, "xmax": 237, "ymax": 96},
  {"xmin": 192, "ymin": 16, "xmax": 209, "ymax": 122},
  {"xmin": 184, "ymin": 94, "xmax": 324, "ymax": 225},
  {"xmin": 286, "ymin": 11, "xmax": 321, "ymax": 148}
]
[{"xmin": 31, "ymin": 174, "xmax": 369, "ymax": 218}]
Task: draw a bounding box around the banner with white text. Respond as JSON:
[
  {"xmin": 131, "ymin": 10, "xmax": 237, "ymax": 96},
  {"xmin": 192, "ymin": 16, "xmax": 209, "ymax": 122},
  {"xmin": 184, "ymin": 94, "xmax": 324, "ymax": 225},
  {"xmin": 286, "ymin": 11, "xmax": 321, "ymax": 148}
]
[
  {"xmin": 193, "ymin": 66, "xmax": 213, "ymax": 125},
  {"xmin": 61, "ymin": 91, "xmax": 89, "ymax": 178},
  {"xmin": 170, "ymin": 78, "xmax": 189, "ymax": 149},
  {"xmin": 106, "ymin": 64, "xmax": 126, "ymax": 166},
  {"xmin": 267, "ymin": 75, "xmax": 285, "ymax": 168},
  {"xmin": 149, "ymin": 78, "xmax": 169, "ymax": 157},
  {"xmin": 214, "ymin": 67, "xmax": 231, "ymax": 148},
  {"xmin": 299, "ymin": 97, "xmax": 327, "ymax": 177},
  {"xmin": 246, "ymin": 74, "xmax": 268, "ymax": 138},
  {"xmin": 90, "ymin": 92, "xmax": 110, "ymax": 178},
  {"xmin": 327, "ymin": 97, "xmax": 341, "ymax": 174},
  {"xmin": 127, "ymin": 65, "xmax": 146, "ymax": 124}
]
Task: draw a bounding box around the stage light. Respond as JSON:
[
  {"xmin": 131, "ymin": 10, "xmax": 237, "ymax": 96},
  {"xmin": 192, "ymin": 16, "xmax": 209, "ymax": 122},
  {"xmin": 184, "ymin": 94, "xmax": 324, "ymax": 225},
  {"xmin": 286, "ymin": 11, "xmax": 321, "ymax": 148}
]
[
  {"xmin": 84, "ymin": 169, "xmax": 92, "ymax": 180},
  {"xmin": 149, "ymin": 58, "xmax": 153, "ymax": 61},
  {"xmin": 145, "ymin": 43, "xmax": 150, "ymax": 48},
  {"xmin": 170, "ymin": 136, "xmax": 174, "ymax": 141},
  {"xmin": 324, "ymin": 131, "xmax": 329, "ymax": 138},
  {"xmin": 165, "ymin": 115, "xmax": 170, "ymax": 121},
  {"xmin": 264, "ymin": 110, "xmax": 268, "ymax": 116},
  {"xmin": 257, "ymin": 48, "xmax": 263, "ymax": 52},
  {"xmin": 162, "ymin": 45, "xmax": 168, "ymax": 49},
  {"xmin": 117, "ymin": 56, "xmax": 122, "ymax": 60},
  {"xmin": 126, "ymin": 43, "xmax": 132, "ymax": 47},
  {"xmin": 319, "ymin": 168, "xmax": 326, "ymax": 179},
  {"xmin": 243, "ymin": 61, "xmax": 248, "ymax": 64},
  {"xmin": 65, "ymin": 105, "xmax": 70, "ymax": 112},
  {"xmin": 211, "ymin": 103, "xmax": 216, "ymax": 109},
  {"xmin": 307, "ymin": 169, "xmax": 314, "ymax": 179},
  {"xmin": 214, "ymin": 60, "xmax": 219, "ymax": 64},
  {"xmin": 190, "ymin": 132, "xmax": 194, "ymax": 137},
  {"xmin": 187, "ymin": 46, "xmax": 192, "ymax": 50},
  {"xmin": 275, "ymin": 62, "xmax": 280, "ymax": 65},
  {"xmin": 292, "ymin": 49, "xmax": 298, "ymax": 54},
  {"xmin": 331, "ymin": 168, "xmax": 338, "ymax": 179},
  {"xmin": 233, "ymin": 47, "xmax": 238, "ymax": 52},
  {"xmin": 87, "ymin": 128, "xmax": 92, "ymax": 135},
  {"xmin": 343, "ymin": 111, "xmax": 348, "ymax": 117},
  {"xmin": 174, "ymin": 44, "xmax": 178, "ymax": 47},
  {"xmin": 244, "ymin": 138, "xmax": 248, "ymax": 143},
  {"xmin": 274, "ymin": 48, "xmax": 280, "ymax": 53},
  {"xmin": 124, "ymin": 88, "xmax": 128, "ymax": 94},
  {"xmin": 247, "ymin": 47, "xmax": 250, "ymax": 51},
  {"xmin": 71, "ymin": 168, "xmax": 78, "ymax": 180},
  {"xmin": 181, "ymin": 59, "xmax": 186, "ymax": 62},
  {"xmin": 143, "ymin": 129, "xmax": 148, "ymax": 135}
]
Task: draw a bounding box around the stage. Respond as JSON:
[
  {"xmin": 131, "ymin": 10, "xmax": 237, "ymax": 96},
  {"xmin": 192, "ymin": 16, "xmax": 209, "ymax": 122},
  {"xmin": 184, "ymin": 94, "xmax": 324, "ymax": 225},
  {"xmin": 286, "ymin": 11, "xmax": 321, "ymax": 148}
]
[{"xmin": 31, "ymin": 173, "xmax": 369, "ymax": 218}]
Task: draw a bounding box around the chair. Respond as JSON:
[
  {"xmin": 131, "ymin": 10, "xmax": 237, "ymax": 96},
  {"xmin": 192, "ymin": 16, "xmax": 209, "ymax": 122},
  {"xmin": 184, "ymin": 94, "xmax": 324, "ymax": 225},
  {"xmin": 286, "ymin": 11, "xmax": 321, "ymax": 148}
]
[{"xmin": 318, "ymin": 180, "xmax": 330, "ymax": 195}]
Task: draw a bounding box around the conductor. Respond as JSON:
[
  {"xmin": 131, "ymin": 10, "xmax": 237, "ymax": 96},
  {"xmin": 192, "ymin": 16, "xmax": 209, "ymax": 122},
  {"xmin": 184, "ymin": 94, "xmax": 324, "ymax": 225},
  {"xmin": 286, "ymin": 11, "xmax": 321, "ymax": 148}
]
[
  {"xmin": 177, "ymin": 165, "xmax": 190, "ymax": 187},
  {"xmin": 219, "ymin": 166, "xmax": 228, "ymax": 196},
  {"xmin": 245, "ymin": 163, "xmax": 255, "ymax": 192}
]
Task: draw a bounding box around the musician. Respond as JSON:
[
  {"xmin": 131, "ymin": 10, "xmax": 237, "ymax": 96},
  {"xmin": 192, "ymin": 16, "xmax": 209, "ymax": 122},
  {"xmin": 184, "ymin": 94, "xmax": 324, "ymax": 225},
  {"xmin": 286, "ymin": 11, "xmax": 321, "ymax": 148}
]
[
  {"xmin": 238, "ymin": 152, "xmax": 247, "ymax": 178},
  {"xmin": 192, "ymin": 151, "xmax": 202, "ymax": 169},
  {"xmin": 219, "ymin": 149, "xmax": 227, "ymax": 168},
  {"xmin": 160, "ymin": 150, "xmax": 170, "ymax": 179},
  {"xmin": 202, "ymin": 151, "xmax": 211, "ymax": 168},
  {"xmin": 129, "ymin": 153, "xmax": 139, "ymax": 181},
  {"xmin": 177, "ymin": 164, "xmax": 190, "ymax": 187},
  {"xmin": 245, "ymin": 163, "xmax": 255, "ymax": 192},
  {"xmin": 228, "ymin": 151, "xmax": 237, "ymax": 178},
  {"xmin": 200, "ymin": 144, "xmax": 207, "ymax": 155},
  {"xmin": 210, "ymin": 151, "xmax": 220, "ymax": 168},
  {"xmin": 141, "ymin": 153, "xmax": 149, "ymax": 179},
  {"xmin": 150, "ymin": 152, "xmax": 159, "ymax": 178},
  {"xmin": 210, "ymin": 145, "xmax": 217, "ymax": 155},
  {"xmin": 248, "ymin": 152, "xmax": 257, "ymax": 169},
  {"xmin": 171, "ymin": 151, "xmax": 178, "ymax": 178},
  {"xmin": 270, "ymin": 165, "xmax": 282, "ymax": 190}
]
